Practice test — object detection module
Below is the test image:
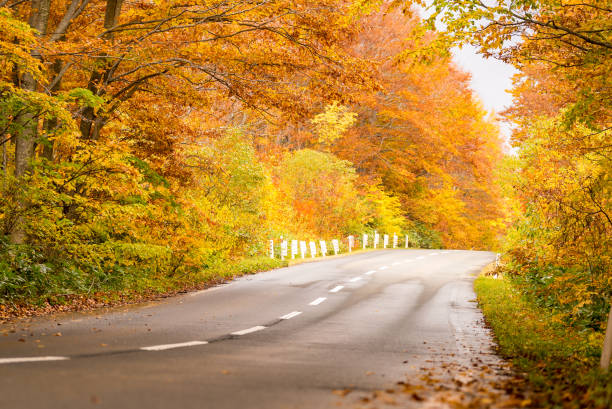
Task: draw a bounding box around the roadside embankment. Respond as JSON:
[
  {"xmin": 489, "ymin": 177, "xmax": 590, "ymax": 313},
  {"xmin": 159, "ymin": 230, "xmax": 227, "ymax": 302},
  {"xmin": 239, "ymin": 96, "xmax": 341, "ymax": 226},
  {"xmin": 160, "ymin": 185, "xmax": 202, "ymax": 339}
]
[
  {"xmin": 0, "ymin": 256, "xmax": 286, "ymax": 322},
  {"xmin": 475, "ymin": 275, "xmax": 612, "ymax": 408}
]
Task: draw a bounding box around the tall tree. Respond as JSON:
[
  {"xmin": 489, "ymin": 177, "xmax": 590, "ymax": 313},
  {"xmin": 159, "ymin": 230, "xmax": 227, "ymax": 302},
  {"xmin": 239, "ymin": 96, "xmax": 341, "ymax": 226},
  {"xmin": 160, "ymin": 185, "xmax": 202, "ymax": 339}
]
[
  {"xmin": 331, "ymin": 7, "xmax": 506, "ymax": 248},
  {"xmin": 3, "ymin": 0, "xmax": 374, "ymax": 243}
]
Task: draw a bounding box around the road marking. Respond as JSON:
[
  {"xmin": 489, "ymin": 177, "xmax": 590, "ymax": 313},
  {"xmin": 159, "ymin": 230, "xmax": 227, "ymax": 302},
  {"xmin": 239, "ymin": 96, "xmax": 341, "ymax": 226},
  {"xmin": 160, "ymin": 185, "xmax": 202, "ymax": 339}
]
[
  {"xmin": 141, "ymin": 341, "xmax": 208, "ymax": 351},
  {"xmin": 379, "ymin": 266, "xmax": 388, "ymax": 270},
  {"xmin": 392, "ymin": 262, "xmax": 400, "ymax": 266},
  {"xmin": 0, "ymin": 356, "xmax": 69, "ymax": 364},
  {"xmin": 416, "ymin": 256, "xmax": 425, "ymax": 260},
  {"xmin": 365, "ymin": 270, "xmax": 376, "ymax": 275},
  {"xmin": 231, "ymin": 326, "xmax": 266, "ymax": 336},
  {"xmin": 309, "ymin": 297, "xmax": 327, "ymax": 306},
  {"xmin": 404, "ymin": 259, "xmax": 414, "ymax": 263},
  {"xmin": 329, "ymin": 285, "xmax": 344, "ymax": 293},
  {"xmin": 280, "ymin": 311, "xmax": 302, "ymax": 320},
  {"xmin": 428, "ymin": 252, "xmax": 439, "ymax": 256},
  {"xmin": 349, "ymin": 277, "xmax": 363, "ymax": 282},
  {"xmin": 189, "ymin": 284, "xmax": 230, "ymax": 296}
]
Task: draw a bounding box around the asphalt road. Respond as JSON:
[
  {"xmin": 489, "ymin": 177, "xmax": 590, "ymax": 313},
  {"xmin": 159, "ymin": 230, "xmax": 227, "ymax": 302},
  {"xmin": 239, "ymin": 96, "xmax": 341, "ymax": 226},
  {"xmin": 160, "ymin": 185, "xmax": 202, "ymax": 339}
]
[{"xmin": 0, "ymin": 249, "xmax": 496, "ymax": 409}]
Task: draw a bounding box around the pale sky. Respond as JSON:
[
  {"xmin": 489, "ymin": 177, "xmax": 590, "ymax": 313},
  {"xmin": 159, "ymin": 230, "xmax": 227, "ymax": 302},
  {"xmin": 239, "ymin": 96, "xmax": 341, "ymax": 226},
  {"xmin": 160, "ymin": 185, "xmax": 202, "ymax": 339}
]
[
  {"xmin": 451, "ymin": 45, "xmax": 518, "ymax": 140},
  {"xmin": 414, "ymin": 3, "xmax": 518, "ymax": 141}
]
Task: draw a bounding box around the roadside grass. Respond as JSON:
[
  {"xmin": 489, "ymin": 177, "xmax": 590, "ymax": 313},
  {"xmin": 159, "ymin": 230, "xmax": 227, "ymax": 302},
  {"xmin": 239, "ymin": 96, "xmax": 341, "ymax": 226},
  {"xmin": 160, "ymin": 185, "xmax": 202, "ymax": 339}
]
[
  {"xmin": 474, "ymin": 275, "xmax": 612, "ymax": 409},
  {"xmin": 1, "ymin": 247, "xmax": 400, "ymax": 319},
  {"xmin": 0, "ymin": 255, "xmax": 287, "ymax": 320}
]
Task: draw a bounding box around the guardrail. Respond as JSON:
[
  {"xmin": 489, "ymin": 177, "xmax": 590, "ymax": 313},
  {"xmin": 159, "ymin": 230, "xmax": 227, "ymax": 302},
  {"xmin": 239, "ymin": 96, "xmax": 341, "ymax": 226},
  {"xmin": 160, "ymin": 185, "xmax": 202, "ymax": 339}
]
[{"xmin": 268, "ymin": 232, "xmax": 416, "ymax": 260}]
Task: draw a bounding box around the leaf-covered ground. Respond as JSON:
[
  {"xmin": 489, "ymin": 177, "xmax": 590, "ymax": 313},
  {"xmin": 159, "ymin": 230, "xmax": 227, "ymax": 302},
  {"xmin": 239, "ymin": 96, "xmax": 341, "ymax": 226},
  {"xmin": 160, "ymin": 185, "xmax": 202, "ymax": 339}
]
[
  {"xmin": 334, "ymin": 322, "xmax": 532, "ymax": 409},
  {"xmin": 333, "ymin": 274, "xmax": 611, "ymax": 409},
  {"xmin": 473, "ymin": 275, "xmax": 611, "ymax": 409}
]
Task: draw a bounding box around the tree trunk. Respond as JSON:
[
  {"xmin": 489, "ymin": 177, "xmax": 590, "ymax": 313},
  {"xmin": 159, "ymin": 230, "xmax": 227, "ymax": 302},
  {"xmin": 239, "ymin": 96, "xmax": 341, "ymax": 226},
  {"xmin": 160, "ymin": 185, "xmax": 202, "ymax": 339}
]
[
  {"xmin": 104, "ymin": 0, "xmax": 123, "ymax": 32},
  {"xmin": 1, "ymin": 136, "xmax": 7, "ymax": 186},
  {"xmin": 10, "ymin": 0, "xmax": 51, "ymax": 244},
  {"xmin": 41, "ymin": 59, "xmax": 67, "ymax": 161},
  {"xmin": 601, "ymin": 304, "xmax": 612, "ymax": 370},
  {"xmin": 79, "ymin": 0, "xmax": 123, "ymax": 140},
  {"xmin": 79, "ymin": 70, "xmax": 103, "ymax": 139},
  {"xmin": 14, "ymin": 0, "xmax": 51, "ymax": 175}
]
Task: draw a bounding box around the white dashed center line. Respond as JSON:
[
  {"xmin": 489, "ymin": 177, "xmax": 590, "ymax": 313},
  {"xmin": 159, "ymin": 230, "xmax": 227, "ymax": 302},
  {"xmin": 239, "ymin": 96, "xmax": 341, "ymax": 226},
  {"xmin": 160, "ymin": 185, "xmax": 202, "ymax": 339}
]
[
  {"xmin": 349, "ymin": 277, "xmax": 363, "ymax": 282},
  {"xmin": 428, "ymin": 252, "xmax": 439, "ymax": 256},
  {"xmin": 365, "ymin": 270, "xmax": 376, "ymax": 275},
  {"xmin": 392, "ymin": 262, "xmax": 400, "ymax": 266},
  {"xmin": 404, "ymin": 259, "xmax": 414, "ymax": 263},
  {"xmin": 231, "ymin": 326, "xmax": 266, "ymax": 336},
  {"xmin": 280, "ymin": 311, "xmax": 302, "ymax": 320},
  {"xmin": 309, "ymin": 297, "xmax": 327, "ymax": 306},
  {"xmin": 141, "ymin": 341, "xmax": 208, "ymax": 351},
  {"xmin": 416, "ymin": 256, "xmax": 425, "ymax": 260},
  {"xmin": 379, "ymin": 266, "xmax": 388, "ymax": 270},
  {"xmin": 329, "ymin": 285, "xmax": 344, "ymax": 293},
  {"xmin": 0, "ymin": 356, "xmax": 69, "ymax": 364}
]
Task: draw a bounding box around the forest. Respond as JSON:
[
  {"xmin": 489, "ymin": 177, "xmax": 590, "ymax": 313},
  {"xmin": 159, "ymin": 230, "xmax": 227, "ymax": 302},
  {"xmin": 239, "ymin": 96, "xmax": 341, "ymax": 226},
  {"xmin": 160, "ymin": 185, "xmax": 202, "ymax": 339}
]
[
  {"xmin": 0, "ymin": 0, "xmax": 609, "ymax": 343},
  {"xmin": 1, "ymin": 0, "xmax": 507, "ymax": 308}
]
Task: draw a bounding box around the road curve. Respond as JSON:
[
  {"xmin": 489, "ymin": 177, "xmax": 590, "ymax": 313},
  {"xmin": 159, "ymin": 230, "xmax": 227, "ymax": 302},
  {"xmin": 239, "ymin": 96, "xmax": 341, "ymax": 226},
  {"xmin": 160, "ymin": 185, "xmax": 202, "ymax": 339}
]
[{"xmin": 0, "ymin": 249, "xmax": 495, "ymax": 409}]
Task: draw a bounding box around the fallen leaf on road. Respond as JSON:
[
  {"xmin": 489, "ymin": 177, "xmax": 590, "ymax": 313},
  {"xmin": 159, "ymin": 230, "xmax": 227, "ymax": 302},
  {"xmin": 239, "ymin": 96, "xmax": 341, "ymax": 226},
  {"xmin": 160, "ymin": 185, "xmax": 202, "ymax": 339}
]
[
  {"xmin": 411, "ymin": 392, "xmax": 424, "ymax": 401},
  {"xmin": 333, "ymin": 389, "xmax": 352, "ymax": 397}
]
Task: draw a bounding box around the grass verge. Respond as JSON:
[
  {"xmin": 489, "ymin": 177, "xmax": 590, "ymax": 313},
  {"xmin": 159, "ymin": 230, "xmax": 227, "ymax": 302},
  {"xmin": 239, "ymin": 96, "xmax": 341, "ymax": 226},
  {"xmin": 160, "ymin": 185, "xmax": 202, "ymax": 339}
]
[
  {"xmin": 0, "ymin": 256, "xmax": 287, "ymax": 321},
  {"xmin": 474, "ymin": 275, "xmax": 612, "ymax": 409}
]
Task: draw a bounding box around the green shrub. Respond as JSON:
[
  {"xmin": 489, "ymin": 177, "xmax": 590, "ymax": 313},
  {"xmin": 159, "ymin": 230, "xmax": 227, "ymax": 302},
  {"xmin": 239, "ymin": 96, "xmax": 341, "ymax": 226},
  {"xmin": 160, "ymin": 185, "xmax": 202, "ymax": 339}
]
[{"xmin": 475, "ymin": 275, "xmax": 612, "ymax": 408}]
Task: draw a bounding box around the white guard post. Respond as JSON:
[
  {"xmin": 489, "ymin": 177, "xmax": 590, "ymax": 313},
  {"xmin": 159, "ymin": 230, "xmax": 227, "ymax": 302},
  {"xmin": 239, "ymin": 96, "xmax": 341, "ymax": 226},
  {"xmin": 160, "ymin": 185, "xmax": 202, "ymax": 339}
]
[
  {"xmin": 320, "ymin": 240, "xmax": 327, "ymax": 257},
  {"xmin": 363, "ymin": 233, "xmax": 368, "ymax": 249},
  {"xmin": 393, "ymin": 233, "xmax": 398, "ymax": 248},
  {"xmin": 383, "ymin": 234, "xmax": 389, "ymax": 248},
  {"xmin": 291, "ymin": 240, "xmax": 298, "ymax": 259},
  {"xmin": 300, "ymin": 241, "xmax": 307, "ymax": 259},
  {"xmin": 332, "ymin": 239, "xmax": 339, "ymax": 255},
  {"xmin": 281, "ymin": 240, "xmax": 288, "ymax": 260},
  {"xmin": 309, "ymin": 241, "xmax": 317, "ymax": 258},
  {"xmin": 405, "ymin": 235, "xmax": 409, "ymax": 248},
  {"xmin": 270, "ymin": 240, "xmax": 274, "ymax": 258},
  {"xmin": 348, "ymin": 235, "xmax": 354, "ymax": 252},
  {"xmin": 374, "ymin": 232, "xmax": 379, "ymax": 249}
]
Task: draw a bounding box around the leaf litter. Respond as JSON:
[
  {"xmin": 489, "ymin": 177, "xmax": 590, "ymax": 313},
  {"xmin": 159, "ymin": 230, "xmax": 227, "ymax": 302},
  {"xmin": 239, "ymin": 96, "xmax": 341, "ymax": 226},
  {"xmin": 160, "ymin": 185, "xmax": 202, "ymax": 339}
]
[{"xmin": 333, "ymin": 316, "xmax": 534, "ymax": 409}]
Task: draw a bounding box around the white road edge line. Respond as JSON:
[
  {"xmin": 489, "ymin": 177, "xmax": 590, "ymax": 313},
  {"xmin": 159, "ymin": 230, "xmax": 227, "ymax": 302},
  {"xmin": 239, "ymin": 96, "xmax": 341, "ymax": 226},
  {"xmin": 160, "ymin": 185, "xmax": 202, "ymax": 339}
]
[
  {"xmin": 141, "ymin": 341, "xmax": 208, "ymax": 351},
  {"xmin": 379, "ymin": 266, "xmax": 388, "ymax": 270},
  {"xmin": 231, "ymin": 326, "xmax": 267, "ymax": 336},
  {"xmin": 309, "ymin": 297, "xmax": 327, "ymax": 306},
  {"xmin": 329, "ymin": 285, "xmax": 344, "ymax": 293},
  {"xmin": 365, "ymin": 270, "xmax": 376, "ymax": 275},
  {"xmin": 0, "ymin": 356, "xmax": 69, "ymax": 364},
  {"xmin": 280, "ymin": 311, "xmax": 302, "ymax": 320},
  {"xmin": 349, "ymin": 277, "xmax": 363, "ymax": 282}
]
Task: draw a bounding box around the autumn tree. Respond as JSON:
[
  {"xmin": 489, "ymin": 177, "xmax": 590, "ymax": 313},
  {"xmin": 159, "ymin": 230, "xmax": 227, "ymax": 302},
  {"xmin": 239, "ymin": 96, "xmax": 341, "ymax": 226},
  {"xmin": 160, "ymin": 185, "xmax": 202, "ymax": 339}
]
[
  {"xmin": 328, "ymin": 6, "xmax": 507, "ymax": 249},
  {"xmin": 276, "ymin": 149, "xmax": 366, "ymax": 237},
  {"xmin": 405, "ymin": 0, "xmax": 611, "ymax": 361},
  {"xmin": 2, "ymin": 0, "xmax": 376, "ymax": 243}
]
